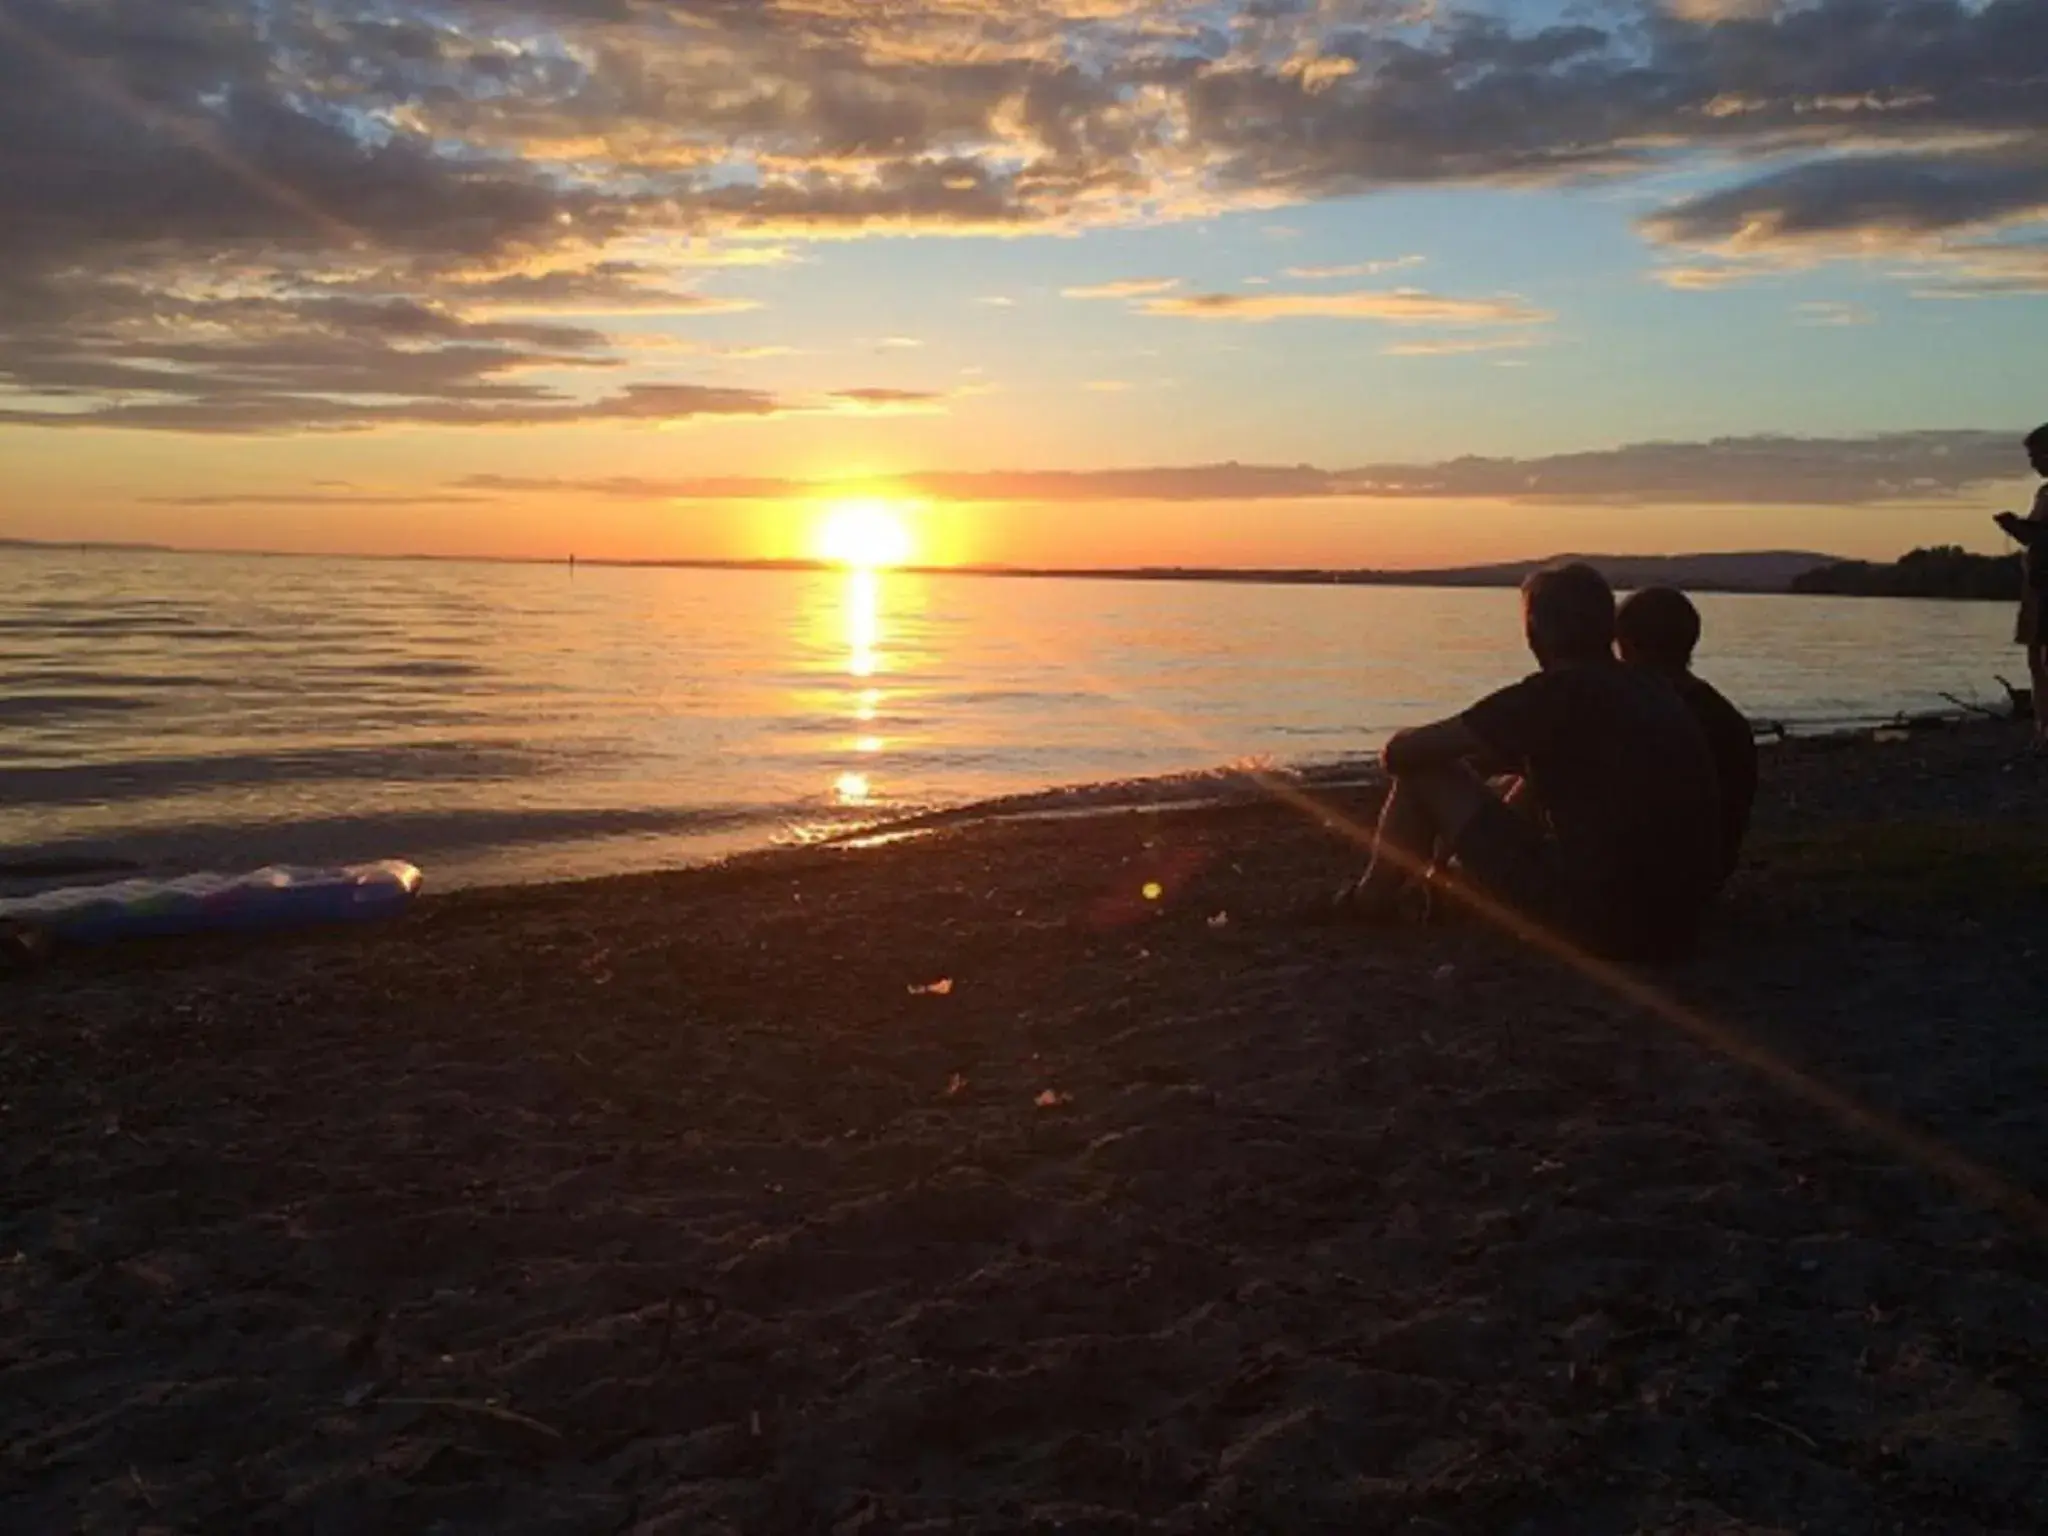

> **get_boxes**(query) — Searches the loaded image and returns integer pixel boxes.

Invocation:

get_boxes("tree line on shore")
[1791,546,2023,600]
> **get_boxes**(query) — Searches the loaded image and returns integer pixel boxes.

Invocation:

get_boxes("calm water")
[0,547,2022,889]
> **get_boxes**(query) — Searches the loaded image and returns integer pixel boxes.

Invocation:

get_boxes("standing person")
[1335,563,1722,962]
[1615,587,1757,885]
[1993,423,2048,750]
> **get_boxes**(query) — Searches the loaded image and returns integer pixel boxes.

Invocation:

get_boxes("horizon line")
[0,537,1850,590]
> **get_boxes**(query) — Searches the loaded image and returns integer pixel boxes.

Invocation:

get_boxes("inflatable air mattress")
[0,860,422,944]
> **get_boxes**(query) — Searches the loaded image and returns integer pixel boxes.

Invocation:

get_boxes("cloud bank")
[450,430,2032,509]
[2,0,2044,431]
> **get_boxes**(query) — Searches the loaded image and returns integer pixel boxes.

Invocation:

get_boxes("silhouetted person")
[1341,563,1721,962]
[1993,423,2048,750]
[1616,587,1756,884]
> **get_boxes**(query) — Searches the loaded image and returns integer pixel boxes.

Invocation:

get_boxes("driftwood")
[1994,676,2037,722]
[1940,691,2007,721]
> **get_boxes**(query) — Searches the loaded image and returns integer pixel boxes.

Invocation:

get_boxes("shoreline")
[7,713,2046,1529]
[5,706,2022,905]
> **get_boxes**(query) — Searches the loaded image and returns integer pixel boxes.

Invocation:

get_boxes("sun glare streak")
[817,499,916,570]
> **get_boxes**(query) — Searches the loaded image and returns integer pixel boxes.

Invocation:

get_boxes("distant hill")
[991,550,1846,593]
[1385,550,1844,594]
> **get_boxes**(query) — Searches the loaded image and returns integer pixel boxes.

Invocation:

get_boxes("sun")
[816,499,915,570]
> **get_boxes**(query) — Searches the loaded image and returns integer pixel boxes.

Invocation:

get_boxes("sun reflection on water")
[834,570,887,808]
[846,568,881,680]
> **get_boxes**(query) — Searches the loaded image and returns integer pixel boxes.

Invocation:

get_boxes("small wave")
[302,658,491,681]
[0,670,215,692]
[0,740,547,808]
[0,615,250,641]
[0,694,156,723]
[0,803,782,895]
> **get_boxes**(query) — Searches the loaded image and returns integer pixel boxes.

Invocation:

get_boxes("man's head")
[1521,562,1615,668]
[1615,586,1702,674]
[2026,423,2048,478]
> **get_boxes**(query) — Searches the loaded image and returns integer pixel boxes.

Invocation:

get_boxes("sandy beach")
[4,721,2047,1533]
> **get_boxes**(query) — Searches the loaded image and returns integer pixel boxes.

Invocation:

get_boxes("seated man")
[1341,563,1722,962]
[1615,586,1757,885]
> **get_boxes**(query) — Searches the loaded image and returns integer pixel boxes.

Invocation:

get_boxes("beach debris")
[384,1397,563,1446]
[909,978,954,996]
[1432,963,1457,982]
[1749,1411,1818,1450]
[1208,911,1230,928]
[1035,1089,1071,1108]
[945,1073,969,1097]
[1142,882,1164,901]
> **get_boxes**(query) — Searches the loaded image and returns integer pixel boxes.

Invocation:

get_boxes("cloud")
[1663,0,1783,19]
[4,0,2048,435]
[450,430,2032,507]
[457,473,798,500]
[1085,380,1134,392]
[1644,150,2048,253]
[434,265,766,316]
[1794,302,1874,327]
[1910,241,2048,296]
[828,387,951,413]
[1383,334,1546,357]
[0,380,794,435]
[1137,289,1551,325]
[1184,2,2048,201]
[140,492,488,508]
[1648,263,1787,291]
[1639,142,2048,291]
[1063,278,1182,299]
[1283,258,1425,280]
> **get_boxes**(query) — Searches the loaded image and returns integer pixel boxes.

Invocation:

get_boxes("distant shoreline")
[0,536,1841,595]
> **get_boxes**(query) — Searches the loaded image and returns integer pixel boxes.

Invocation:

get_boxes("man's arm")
[1383,715,1490,777]
[1995,511,2047,548]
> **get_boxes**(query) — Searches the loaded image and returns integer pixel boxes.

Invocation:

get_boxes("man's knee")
[1389,764,1489,844]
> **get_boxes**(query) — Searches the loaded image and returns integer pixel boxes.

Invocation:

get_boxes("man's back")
[1671,672,1756,882]
[1464,659,1721,957]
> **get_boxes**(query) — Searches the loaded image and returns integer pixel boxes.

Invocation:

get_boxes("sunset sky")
[2,0,2045,569]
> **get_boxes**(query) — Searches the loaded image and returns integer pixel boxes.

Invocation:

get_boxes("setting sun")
[816,500,916,570]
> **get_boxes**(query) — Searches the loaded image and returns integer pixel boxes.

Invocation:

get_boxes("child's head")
[1615,586,1701,674]
[2027,423,2048,478]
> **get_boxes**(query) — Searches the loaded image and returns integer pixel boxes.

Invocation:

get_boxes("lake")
[0,547,2022,889]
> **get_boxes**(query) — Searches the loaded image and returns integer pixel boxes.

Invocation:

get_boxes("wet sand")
[4,721,2047,1532]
